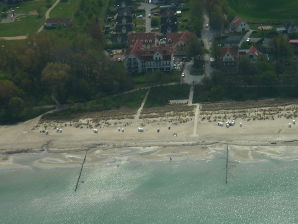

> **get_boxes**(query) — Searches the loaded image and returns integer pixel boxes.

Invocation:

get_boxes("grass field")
[226,0,298,21]
[145,84,190,108]
[0,0,54,36]
[50,0,80,18]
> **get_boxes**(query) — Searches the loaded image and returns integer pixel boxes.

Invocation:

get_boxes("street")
[138,3,156,33]
[182,9,214,85]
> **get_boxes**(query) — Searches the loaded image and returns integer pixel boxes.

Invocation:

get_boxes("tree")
[41,63,71,104]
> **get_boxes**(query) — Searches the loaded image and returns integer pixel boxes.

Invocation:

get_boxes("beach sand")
[1,101,298,167]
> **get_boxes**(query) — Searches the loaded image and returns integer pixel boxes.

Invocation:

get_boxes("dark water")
[0,153,297,224]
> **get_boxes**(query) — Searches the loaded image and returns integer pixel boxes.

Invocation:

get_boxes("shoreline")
[1,102,298,168]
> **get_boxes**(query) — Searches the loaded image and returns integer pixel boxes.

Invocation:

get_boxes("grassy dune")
[226,0,298,21]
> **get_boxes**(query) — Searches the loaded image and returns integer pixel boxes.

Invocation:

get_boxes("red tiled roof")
[289,40,298,44]
[166,32,196,45]
[230,17,243,27]
[127,32,157,45]
[220,46,239,58]
[127,42,172,61]
[247,46,260,56]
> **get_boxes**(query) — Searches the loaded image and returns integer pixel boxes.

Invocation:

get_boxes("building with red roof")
[124,41,173,73]
[239,46,262,62]
[166,32,196,57]
[220,46,239,66]
[127,32,158,48]
[229,17,249,33]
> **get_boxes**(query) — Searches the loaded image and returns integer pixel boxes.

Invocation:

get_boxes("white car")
[205,23,209,29]
[181,72,185,77]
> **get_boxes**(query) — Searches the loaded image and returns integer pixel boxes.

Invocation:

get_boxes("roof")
[247,46,260,57]
[289,40,298,44]
[45,18,70,24]
[166,32,196,44]
[230,17,244,27]
[220,46,239,58]
[127,32,157,45]
[127,42,172,61]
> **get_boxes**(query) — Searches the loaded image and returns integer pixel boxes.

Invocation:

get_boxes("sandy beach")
[1,100,298,168]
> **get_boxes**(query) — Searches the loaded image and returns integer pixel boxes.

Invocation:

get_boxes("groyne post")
[225,144,229,184]
[74,150,88,192]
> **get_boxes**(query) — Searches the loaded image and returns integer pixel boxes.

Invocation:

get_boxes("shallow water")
[0,151,297,224]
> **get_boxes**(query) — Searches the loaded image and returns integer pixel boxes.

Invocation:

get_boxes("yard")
[226,0,298,21]
[0,0,55,36]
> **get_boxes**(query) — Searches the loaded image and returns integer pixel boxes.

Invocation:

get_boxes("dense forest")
[0,32,132,123]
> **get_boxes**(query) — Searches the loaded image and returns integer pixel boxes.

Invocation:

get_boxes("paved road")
[238,29,254,47]
[138,3,156,33]
[0,0,60,40]
[181,10,214,85]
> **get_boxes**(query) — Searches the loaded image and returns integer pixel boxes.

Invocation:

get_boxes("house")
[220,46,239,66]
[286,21,298,34]
[229,17,249,33]
[223,36,242,47]
[127,32,158,48]
[44,18,71,29]
[239,46,261,62]
[166,32,196,57]
[289,40,298,54]
[124,41,173,73]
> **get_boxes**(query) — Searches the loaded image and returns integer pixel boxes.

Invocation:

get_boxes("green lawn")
[145,84,190,108]
[43,90,147,120]
[226,0,298,21]
[50,0,80,18]
[0,0,55,36]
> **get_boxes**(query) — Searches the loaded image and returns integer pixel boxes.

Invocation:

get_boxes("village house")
[166,31,196,57]
[229,17,249,33]
[220,46,239,66]
[112,5,133,44]
[239,46,261,62]
[124,41,173,73]
[44,18,71,29]
[289,40,298,55]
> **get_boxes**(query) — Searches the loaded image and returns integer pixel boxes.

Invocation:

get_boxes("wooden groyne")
[74,150,88,192]
[225,144,229,184]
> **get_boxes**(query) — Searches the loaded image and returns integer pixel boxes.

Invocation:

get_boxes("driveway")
[238,29,254,47]
[138,3,156,33]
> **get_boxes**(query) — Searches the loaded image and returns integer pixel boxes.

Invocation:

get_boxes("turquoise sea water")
[0,152,297,224]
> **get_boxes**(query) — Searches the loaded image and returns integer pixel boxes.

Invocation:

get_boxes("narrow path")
[37,0,61,33]
[134,88,150,120]
[188,85,194,105]
[0,0,61,40]
[192,104,200,136]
